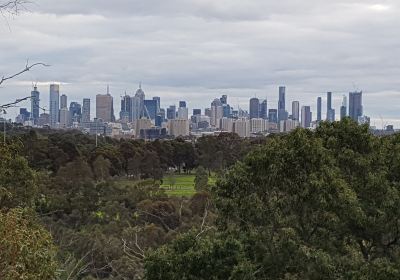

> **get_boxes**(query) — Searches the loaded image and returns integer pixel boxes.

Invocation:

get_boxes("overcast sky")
[1,0,400,127]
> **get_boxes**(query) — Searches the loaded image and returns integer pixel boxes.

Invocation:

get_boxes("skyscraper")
[31,86,40,125]
[292,101,300,121]
[349,91,363,122]
[167,105,176,120]
[144,99,158,120]
[317,97,322,122]
[153,96,161,113]
[69,102,82,123]
[49,84,60,127]
[211,98,223,127]
[260,99,268,120]
[179,101,187,108]
[82,98,91,123]
[340,95,347,120]
[193,109,201,116]
[249,97,260,119]
[326,92,335,122]
[220,95,228,105]
[120,94,131,121]
[301,106,312,128]
[268,109,278,123]
[278,86,287,122]
[134,84,145,119]
[96,87,114,122]
[60,94,68,109]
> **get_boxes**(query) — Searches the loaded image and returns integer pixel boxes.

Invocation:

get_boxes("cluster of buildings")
[13,84,374,139]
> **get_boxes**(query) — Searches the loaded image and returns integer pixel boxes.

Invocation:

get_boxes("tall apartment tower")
[349,91,363,122]
[326,92,335,122]
[60,94,68,109]
[31,86,40,125]
[292,101,300,121]
[49,84,60,127]
[317,97,322,122]
[249,97,260,119]
[340,95,347,120]
[82,98,91,123]
[96,87,114,122]
[278,86,287,122]
[301,106,312,128]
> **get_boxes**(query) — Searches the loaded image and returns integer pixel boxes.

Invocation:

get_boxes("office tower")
[120,94,131,121]
[159,108,166,121]
[96,87,114,122]
[222,104,231,118]
[211,98,223,127]
[278,86,287,122]
[69,102,82,123]
[280,119,300,133]
[59,107,70,128]
[167,105,176,120]
[178,106,189,120]
[135,118,153,138]
[49,84,60,127]
[168,119,190,137]
[193,109,201,116]
[144,99,158,120]
[268,109,278,123]
[326,92,335,122]
[301,106,312,128]
[340,95,347,120]
[205,108,212,118]
[131,84,145,120]
[220,95,228,105]
[153,96,161,113]
[82,98,91,123]
[30,86,40,125]
[292,101,300,121]
[18,108,30,122]
[260,99,268,120]
[179,101,187,108]
[233,118,250,138]
[249,97,260,119]
[349,91,363,122]
[317,97,322,122]
[60,94,68,109]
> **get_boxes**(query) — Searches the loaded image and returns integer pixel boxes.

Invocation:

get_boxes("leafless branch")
[196,199,211,239]
[0,60,50,86]
[0,0,31,15]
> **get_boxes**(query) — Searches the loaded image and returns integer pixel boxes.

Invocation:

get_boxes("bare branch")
[0,0,31,15]
[0,61,50,86]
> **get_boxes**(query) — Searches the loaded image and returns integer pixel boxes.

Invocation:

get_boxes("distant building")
[349,91,363,122]
[177,107,189,120]
[135,118,152,137]
[179,101,187,108]
[205,108,212,118]
[317,97,322,122]
[292,101,300,121]
[340,95,347,120]
[220,95,228,105]
[82,98,91,123]
[268,109,278,123]
[260,99,268,120]
[233,118,250,138]
[211,99,223,127]
[96,89,114,122]
[301,106,312,128]
[49,84,60,127]
[120,94,131,121]
[31,86,40,125]
[69,102,82,123]
[280,119,300,133]
[38,113,50,127]
[167,105,176,120]
[278,86,287,122]
[249,97,260,119]
[144,99,158,120]
[59,107,70,128]
[193,109,201,116]
[326,92,335,122]
[220,117,234,132]
[153,96,161,113]
[168,119,190,137]
[60,94,68,109]
[250,118,268,133]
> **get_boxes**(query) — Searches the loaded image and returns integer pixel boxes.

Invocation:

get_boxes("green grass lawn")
[161,174,216,197]
[113,174,216,197]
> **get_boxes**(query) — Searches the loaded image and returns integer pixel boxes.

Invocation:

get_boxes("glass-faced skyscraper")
[326,92,335,122]
[31,86,40,125]
[82,98,91,123]
[340,95,347,120]
[292,101,300,121]
[349,91,363,122]
[249,97,260,119]
[49,84,60,127]
[278,86,287,122]
[317,97,322,122]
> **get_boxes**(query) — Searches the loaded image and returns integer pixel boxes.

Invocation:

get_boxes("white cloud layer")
[0,0,400,127]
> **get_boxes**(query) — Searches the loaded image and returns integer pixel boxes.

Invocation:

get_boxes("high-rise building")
[59,107,70,128]
[193,109,201,116]
[60,94,68,109]
[205,108,212,118]
[250,118,268,133]
[120,94,131,121]
[234,118,250,138]
[177,107,189,120]
[301,106,312,128]
[96,88,114,122]
[249,97,260,119]
[349,91,363,122]
[144,99,158,120]
[168,119,190,137]
[220,95,228,105]
[268,109,278,123]
[292,101,300,121]
[220,117,234,132]
[167,105,176,120]
[317,97,322,122]
[326,92,335,122]
[82,98,91,123]
[31,86,40,125]
[179,101,187,108]
[69,102,82,123]
[340,95,347,120]
[153,96,161,113]
[131,84,145,120]
[49,84,60,127]
[260,99,268,120]
[211,99,223,127]
[278,86,287,122]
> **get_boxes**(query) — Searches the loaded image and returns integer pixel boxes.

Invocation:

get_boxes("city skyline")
[1,0,400,127]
